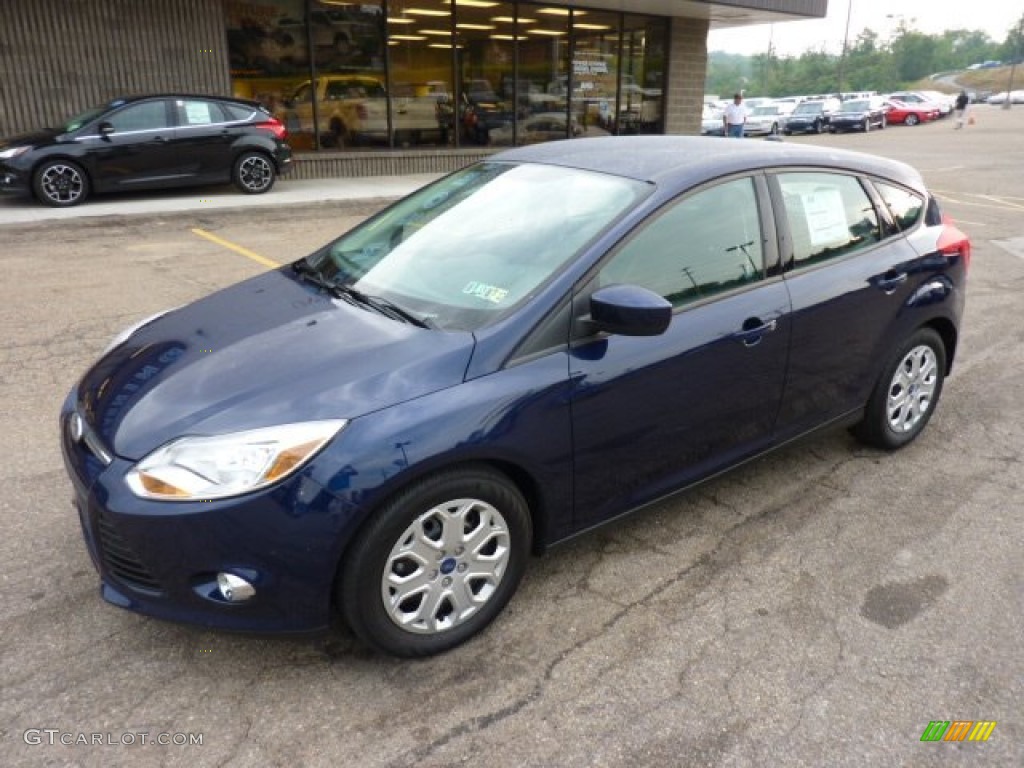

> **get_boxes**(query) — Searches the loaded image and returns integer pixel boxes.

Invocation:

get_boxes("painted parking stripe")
[191,228,280,269]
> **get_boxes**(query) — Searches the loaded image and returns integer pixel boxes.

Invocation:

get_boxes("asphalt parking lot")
[1,106,1022,767]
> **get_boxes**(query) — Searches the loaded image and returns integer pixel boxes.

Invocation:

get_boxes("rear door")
[770,170,921,437]
[569,176,792,529]
[169,98,237,183]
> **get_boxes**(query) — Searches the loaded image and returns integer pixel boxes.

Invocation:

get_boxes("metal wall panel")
[0,0,229,136]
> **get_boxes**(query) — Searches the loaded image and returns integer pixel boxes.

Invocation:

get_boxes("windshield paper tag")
[463,281,509,304]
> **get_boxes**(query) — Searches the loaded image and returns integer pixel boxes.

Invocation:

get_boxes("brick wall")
[0,0,229,137]
[664,17,711,136]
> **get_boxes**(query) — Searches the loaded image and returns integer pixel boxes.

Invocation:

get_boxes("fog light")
[217,572,255,602]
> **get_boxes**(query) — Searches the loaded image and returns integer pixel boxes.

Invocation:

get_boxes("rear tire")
[851,328,946,450]
[905,114,919,126]
[232,151,275,194]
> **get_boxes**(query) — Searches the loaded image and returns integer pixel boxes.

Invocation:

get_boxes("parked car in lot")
[782,98,840,134]
[701,104,724,136]
[0,94,291,207]
[986,90,1024,104]
[883,99,940,126]
[886,91,952,117]
[61,136,970,656]
[743,104,788,136]
[828,98,888,133]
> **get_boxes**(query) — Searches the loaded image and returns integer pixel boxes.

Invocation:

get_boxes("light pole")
[1004,17,1024,110]
[836,0,853,96]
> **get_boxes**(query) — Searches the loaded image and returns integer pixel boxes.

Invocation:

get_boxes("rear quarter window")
[874,181,924,231]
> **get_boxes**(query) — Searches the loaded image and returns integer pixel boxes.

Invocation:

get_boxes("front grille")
[96,514,163,594]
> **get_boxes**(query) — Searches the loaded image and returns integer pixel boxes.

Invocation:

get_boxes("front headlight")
[0,146,31,160]
[125,420,347,501]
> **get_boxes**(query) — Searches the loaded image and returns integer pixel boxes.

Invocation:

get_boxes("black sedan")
[0,94,292,206]
[828,98,888,133]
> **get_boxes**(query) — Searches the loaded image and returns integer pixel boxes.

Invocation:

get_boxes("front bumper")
[0,162,31,195]
[60,393,348,633]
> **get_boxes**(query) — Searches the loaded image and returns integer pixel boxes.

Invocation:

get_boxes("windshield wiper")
[292,260,434,329]
[331,283,435,329]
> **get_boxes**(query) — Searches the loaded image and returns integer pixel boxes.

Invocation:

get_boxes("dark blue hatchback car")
[61,137,970,656]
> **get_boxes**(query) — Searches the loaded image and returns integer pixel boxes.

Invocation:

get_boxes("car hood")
[0,129,59,150]
[76,269,475,460]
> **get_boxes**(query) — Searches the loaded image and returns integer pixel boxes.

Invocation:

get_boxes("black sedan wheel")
[852,328,946,450]
[340,466,531,657]
[33,160,89,207]
[813,119,823,134]
[232,151,275,194]
[863,117,871,132]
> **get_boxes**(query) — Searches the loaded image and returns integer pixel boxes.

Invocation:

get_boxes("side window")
[778,172,880,267]
[107,101,170,132]
[874,181,924,231]
[598,177,764,308]
[176,99,220,126]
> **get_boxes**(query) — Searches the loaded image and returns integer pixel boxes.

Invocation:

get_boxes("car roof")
[493,136,925,192]
[103,94,263,109]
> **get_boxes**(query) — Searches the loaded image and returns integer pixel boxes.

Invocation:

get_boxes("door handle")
[151,135,168,143]
[876,272,908,294]
[733,318,777,347]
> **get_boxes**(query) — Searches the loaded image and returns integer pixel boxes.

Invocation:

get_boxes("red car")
[884,99,940,126]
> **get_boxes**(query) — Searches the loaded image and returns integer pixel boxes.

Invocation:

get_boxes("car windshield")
[751,106,778,116]
[308,162,650,331]
[841,100,869,112]
[793,103,822,115]
[58,104,112,133]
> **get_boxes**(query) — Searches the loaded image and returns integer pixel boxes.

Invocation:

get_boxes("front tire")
[340,466,532,657]
[232,151,275,194]
[33,159,89,207]
[863,117,871,132]
[852,328,946,450]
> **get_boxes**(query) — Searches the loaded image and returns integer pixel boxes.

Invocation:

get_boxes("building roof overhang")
[552,1,827,31]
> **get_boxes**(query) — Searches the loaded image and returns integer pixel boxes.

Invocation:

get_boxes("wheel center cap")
[440,557,457,575]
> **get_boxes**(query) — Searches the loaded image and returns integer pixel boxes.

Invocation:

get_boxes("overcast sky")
[707,0,1022,57]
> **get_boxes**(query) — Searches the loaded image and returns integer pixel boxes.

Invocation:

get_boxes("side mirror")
[589,284,672,337]
[98,122,115,136]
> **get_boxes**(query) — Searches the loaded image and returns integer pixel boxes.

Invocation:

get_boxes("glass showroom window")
[225,1,668,152]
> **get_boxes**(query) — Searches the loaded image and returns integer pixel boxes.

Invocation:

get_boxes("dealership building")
[0,0,825,178]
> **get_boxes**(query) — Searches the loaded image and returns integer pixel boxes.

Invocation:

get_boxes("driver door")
[569,176,792,529]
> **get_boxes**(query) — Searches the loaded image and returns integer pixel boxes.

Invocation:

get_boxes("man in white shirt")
[723,93,749,138]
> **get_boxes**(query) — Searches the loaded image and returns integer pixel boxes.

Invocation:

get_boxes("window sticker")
[462,281,509,304]
[800,187,848,245]
[184,102,214,125]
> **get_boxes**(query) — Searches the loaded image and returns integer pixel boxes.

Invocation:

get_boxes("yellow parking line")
[191,228,280,269]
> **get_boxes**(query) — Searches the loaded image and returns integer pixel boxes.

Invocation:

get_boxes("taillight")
[938,214,971,273]
[256,117,287,141]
